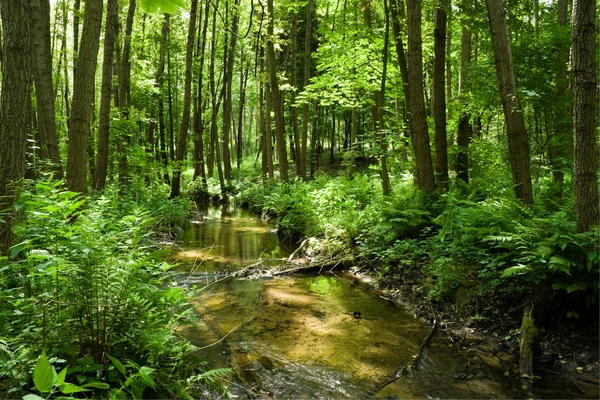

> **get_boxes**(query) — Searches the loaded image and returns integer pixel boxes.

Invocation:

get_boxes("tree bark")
[300,0,313,180]
[171,0,198,197]
[433,0,449,191]
[290,13,301,178]
[222,0,241,180]
[485,0,533,205]
[0,0,32,254]
[265,0,288,182]
[456,18,472,184]
[406,0,436,193]
[94,0,118,191]
[66,0,103,194]
[572,0,598,231]
[31,0,62,176]
[194,3,210,185]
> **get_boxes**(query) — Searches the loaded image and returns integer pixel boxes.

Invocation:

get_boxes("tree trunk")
[406,0,436,193]
[66,0,103,194]
[171,0,198,198]
[222,0,240,180]
[117,0,136,185]
[572,0,598,231]
[265,0,288,182]
[456,18,472,184]
[237,64,248,169]
[265,82,274,179]
[31,0,62,176]
[485,0,533,205]
[194,3,210,185]
[0,0,32,254]
[94,0,118,191]
[300,0,314,180]
[433,0,449,191]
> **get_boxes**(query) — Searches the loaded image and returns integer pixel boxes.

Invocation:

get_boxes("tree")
[265,0,288,182]
[94,0,119,191]
[0,0,32,253]
[406,0,435,193]
[31,0,62,176]
[433,0,450,191]
[456,10,472,184]
[66,0,103,194]
[300,0,314,180]
[171,0,198,197]
[572,0,598,232]
[485,0,533,205]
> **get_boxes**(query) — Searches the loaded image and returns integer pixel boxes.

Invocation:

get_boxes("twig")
[195,317,254,351]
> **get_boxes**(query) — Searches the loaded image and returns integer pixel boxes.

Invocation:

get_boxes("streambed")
[167,206,575,399]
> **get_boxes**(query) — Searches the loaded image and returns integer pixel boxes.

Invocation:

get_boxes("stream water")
[167,206,580,399]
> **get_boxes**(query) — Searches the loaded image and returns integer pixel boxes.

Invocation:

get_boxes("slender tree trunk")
[265,0,288,182]
[31,0,62,176]
[117,0,136,185]
[171,0,198,197]
[456,18,472,183]
[290,13,301,177]
[155,14,170,184]
[406,0,435,193]
[300,0,314,180]
[433,0,449,191]
[222,0,240,180]
[548,0,571,197]
[572,0,598,231]
[0,0,32,254]
[66,0,103,194]
[485,0,533,205]
[265,82,274,179]
[94,0,118,191]
[194,3,210,185]
[237,64,248,169]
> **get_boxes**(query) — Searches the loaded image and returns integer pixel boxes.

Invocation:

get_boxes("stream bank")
[166,205,598,399]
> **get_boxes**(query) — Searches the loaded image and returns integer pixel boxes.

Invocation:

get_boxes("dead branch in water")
[378,319,439,390]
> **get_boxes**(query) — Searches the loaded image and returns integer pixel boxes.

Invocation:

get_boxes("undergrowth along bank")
[0,178,219,399]
[234,170,599,324]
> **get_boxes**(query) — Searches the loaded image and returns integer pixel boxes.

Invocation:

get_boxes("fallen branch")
[378,319,439,390]
[272,256,354,276]
[195,317,254,351]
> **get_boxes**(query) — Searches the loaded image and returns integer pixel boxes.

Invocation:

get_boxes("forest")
[0,0,598,398]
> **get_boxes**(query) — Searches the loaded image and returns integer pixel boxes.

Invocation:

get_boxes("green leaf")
[81,382,111,389]
[501,264,529,278]
[33,351,56,393]
[108,388,128,399]
[10,241,28,259]
[22,395,46,400]
[107,354,126,376]
[56,367,68,385]
[59,383,90,394]
[139,0,186,13]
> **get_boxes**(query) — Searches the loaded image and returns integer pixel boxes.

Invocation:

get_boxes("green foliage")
[0,179,199,398]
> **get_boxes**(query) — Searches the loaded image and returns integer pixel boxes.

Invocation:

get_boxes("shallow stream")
[167,206,580,399]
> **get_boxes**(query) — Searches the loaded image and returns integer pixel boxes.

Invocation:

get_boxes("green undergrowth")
[0,178,218,398]
[235,169,599,324]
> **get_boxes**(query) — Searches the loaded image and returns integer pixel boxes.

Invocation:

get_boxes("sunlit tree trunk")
[485,0,533,205]
[194,3,210,185]
[406,0,435,193]
[222,0,240,180]
[94,0,118,191]
[290,14,301,177]
[265,0,288,182]
[572,0,598,231]
[300,0,313,180]
[66,0,103,194]
[171,0,198,198]
[0,0,32,254]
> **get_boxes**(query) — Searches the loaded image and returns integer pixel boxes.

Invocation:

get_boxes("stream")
[167,206,584,399]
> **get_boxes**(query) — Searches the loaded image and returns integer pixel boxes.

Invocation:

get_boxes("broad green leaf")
[22,394,45,400]
[82,382,110,389]
[140,0,186,13]
[10,241,28,258]
[107,354,126,375]
[56,367,67,385]
[33,351,56,393]
[501,264,529,278]
[108,388,128,400]
[59,383,90,394]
